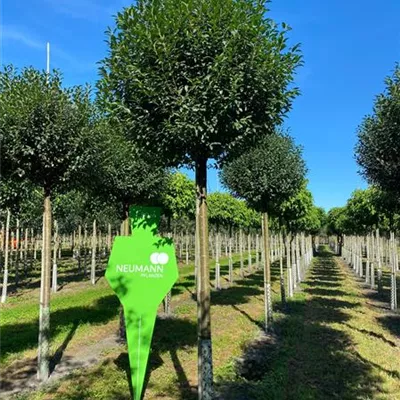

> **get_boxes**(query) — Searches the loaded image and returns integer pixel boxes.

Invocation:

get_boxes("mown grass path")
[219,247,400,399]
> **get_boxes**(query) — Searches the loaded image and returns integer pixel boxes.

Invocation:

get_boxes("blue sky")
[1,0,399,210]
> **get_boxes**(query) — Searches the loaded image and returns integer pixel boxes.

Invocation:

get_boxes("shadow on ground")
[1,294,120,364]
[377,314,400,338]
[217,249,387,400]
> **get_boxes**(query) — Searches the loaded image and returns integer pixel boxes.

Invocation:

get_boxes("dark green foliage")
[98,0,302,166]
[53,190,121,233]
[220,133,306,214]
[356,65,400,198]
[0,66,94,193]
[89,118,169,216]
[0,178,23,212]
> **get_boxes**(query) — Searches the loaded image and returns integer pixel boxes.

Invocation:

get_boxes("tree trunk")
[15,220,20,287]
[38,191,52,381]
[0,222,4,274]
[107,223,112,255]
[71,231,76,259]
[30,228,34,271]
[256,234,260,269]
[185,229,189,265]
[83,226,88,277]
[52,221,58,293]
[77,225,82,273]
[365,234,370,285]
[1,210,11,303]
[23,228,28,278]
[247,233,252,272]
[163,290,172,315]
[239,228,244,278]
[286,234,293,298]
[291,235,297,290]
[91,220,97,285]
[376,229,382,293]
[119,202,130,342]
[279,231,286,307]
[195,199,200,291]
[196,157,213,400]
[228,226,233,285]
[337,235,343,256]
[262,212,273,332]
[295,234,301,283]
[215,228,221,290]
[390,232,398,310]
[33,234,38,262]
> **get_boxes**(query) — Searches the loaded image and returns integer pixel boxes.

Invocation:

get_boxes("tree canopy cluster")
[327,186,400,238]
[356,64,400,202]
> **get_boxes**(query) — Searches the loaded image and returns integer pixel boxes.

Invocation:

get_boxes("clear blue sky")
[1,0,399,210]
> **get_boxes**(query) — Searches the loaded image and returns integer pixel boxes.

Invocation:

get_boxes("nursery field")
[1,247,399,400]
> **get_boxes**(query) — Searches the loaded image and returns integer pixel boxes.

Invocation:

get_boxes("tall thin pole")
[46,42,50,74]
[0,0,3,68]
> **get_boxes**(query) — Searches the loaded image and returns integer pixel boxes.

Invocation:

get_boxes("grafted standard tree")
[98,1,301,397]
[0,66,93,381]
[221,133,306,331]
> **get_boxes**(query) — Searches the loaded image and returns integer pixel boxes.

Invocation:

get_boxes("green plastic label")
[105,206,179,399]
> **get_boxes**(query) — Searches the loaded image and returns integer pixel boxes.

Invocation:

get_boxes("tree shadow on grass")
[113,316,198,400]
[377,314,400,339]
[212,285,262,307]
[0,294,120,364]
[211,266,268,307]
[171,256,263,303]
[49,321,80,373]
[6,261,107,294]
[149,316,198,399]
[306,280,342,288]
[170,256,259,298]
[171,274,196,297]
[12,315,198,400]
[343,322,398,347]
[0,287,120,397]
[303,287,348,297]
[217,251,386,400]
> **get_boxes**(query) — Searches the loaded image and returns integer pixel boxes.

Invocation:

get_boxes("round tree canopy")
[221,133,306,214]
